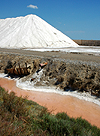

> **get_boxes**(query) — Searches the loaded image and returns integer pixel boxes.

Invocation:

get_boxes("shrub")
[2,91,28,118]
[56,112,70,120]
[0,87,100,136]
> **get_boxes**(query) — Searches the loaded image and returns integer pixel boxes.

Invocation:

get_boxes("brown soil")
[0,77,100,128]
[0,47,100,63]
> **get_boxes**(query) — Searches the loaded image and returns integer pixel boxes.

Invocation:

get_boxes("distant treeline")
[73,40,100,46]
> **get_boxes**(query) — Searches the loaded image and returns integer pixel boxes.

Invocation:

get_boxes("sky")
[0,0,100,40]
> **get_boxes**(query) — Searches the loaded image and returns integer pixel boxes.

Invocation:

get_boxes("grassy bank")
[0,86,100,136]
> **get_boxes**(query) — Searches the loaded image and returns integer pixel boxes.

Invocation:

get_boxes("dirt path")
[0,77,100,128]
[0,48,100,63]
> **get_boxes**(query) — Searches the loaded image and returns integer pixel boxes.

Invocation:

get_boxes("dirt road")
[0,48,100,63]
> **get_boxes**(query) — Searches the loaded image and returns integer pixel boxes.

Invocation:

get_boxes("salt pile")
[0,14,78,48]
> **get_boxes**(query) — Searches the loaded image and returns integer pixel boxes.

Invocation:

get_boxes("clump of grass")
[0,86,100,136]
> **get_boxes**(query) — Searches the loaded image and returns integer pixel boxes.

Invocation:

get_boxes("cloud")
[27,4,38,9]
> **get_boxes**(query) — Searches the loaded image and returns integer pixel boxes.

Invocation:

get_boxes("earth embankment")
[0,48,100,96]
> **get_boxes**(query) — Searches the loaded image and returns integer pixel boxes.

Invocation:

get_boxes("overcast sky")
[0,0,100,40]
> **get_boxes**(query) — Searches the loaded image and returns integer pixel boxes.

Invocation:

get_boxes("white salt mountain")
[0,14,78,48]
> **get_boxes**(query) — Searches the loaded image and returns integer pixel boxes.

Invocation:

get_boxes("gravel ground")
[0,47,100,64]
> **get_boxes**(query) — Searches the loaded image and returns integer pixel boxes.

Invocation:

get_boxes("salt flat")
[24,46,100,56]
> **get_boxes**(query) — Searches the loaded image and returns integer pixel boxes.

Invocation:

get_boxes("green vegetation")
[0,86,100,136]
